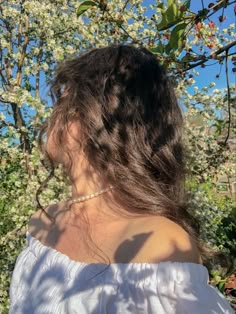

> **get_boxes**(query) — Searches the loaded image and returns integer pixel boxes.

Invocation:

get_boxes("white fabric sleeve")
[9,234,235,314]
[155,262,234,314]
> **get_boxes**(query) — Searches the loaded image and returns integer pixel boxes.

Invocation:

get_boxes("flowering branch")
[179,40,236,72]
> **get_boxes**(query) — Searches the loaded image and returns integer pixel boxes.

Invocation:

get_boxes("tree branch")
[207,0,236,19]
[224,48,231,144]
[179,40,236,72]
[16,16,29,86]
[122,0,130,11]
[0,120,17,129]
[13,12,31,156]
[35,39,44,98]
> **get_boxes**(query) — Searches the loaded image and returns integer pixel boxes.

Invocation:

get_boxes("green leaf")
[157,3,183,31]
[181,53,196,62]
[157,3,165,12]
[218,281,225,293]
[196,8,209,22]
[25,81,31,92]
[165,22,187,53]
[77,0,97,17]
[149,45,164,54]
[184,0,191,9]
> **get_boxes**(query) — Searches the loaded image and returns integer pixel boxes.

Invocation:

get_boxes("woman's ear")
[66,121,81,148]
[45,125,64,164]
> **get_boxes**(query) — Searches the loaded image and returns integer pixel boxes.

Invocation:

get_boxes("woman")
[9,45,234,313]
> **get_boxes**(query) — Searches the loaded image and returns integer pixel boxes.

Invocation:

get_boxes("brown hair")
[38,45,204,262]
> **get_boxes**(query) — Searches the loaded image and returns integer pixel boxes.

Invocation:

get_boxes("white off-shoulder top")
[9,231,234,314]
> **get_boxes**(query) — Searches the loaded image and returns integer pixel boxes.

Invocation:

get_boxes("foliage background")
[0,0,235,312]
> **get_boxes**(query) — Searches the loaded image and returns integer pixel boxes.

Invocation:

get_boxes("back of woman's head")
[39,45,197,239]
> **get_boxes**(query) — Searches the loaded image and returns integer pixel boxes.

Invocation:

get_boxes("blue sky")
[1,0,235,128]
[37,0,235,109]
[144,0,236,90]
[190,0,235,89]
[36,0,236,110]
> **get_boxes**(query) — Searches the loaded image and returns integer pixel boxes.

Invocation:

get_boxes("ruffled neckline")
[26,231,209,283]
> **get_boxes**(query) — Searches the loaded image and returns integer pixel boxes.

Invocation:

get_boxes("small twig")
[179,40,236,72]
[228,52,236,57]
[0,68,8,85]
[0,120,16,129]
[96,2,142,45]
[119,24,143,45]
[207,0,236,19]
[224,48,231,145]
[122,0,130,11]
[0,96,17,106]
[208,0,226,11]
[201,61,219,67]
[217,61,224,78]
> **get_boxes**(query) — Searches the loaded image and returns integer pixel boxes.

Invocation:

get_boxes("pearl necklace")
[67,185,114,206]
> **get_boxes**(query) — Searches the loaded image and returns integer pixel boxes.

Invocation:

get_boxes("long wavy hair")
[37,44,208,263]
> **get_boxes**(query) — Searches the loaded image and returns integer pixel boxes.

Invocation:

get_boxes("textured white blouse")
[9,231,234,314]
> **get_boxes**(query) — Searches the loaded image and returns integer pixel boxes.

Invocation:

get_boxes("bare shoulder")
[129,215,202,264]
[28,201,67,239]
